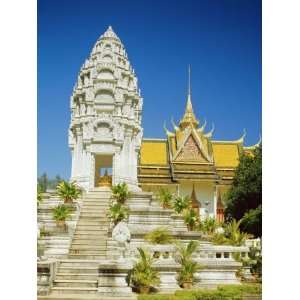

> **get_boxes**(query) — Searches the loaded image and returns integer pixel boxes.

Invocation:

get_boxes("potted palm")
[184,208,199,231]
[173,195,191,214]
[157,188,173,209]
[111,182,131,203]
[52,204,71,228]
[131,248,160,294]
[176,241,200,289]
[144,227,173,244]
[56,180,81,204]
[107,202,129,225]
[224,219,253,246]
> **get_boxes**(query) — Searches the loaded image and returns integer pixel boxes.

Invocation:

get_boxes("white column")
[213,185,218,218]
[71,149,75,178]
[77,134,83,177]
[89,154,95,189]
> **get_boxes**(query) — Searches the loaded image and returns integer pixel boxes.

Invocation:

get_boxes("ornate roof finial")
[235,128,247,144]
[199,119,207,133]
[188,64,191,97]
[179,65,199,129]
[204,123,215,138]
[171,117,179,131]
[163,121,174,137]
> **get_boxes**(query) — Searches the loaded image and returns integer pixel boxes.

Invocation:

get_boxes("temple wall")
[179,181,215,218]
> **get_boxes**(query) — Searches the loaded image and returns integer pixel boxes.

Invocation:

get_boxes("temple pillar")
[213,185,218,219]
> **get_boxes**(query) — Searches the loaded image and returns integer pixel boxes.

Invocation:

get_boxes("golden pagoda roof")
[211,143,240,168]
[140,139,168,165]
[179,66,199,129]
[138,68,254,184]
[179,94,199,129]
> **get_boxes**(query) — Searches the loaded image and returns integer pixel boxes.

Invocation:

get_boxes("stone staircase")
[50,189,111,296]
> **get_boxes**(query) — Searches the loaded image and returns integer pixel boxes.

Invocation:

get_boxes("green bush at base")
[138,284,262,300]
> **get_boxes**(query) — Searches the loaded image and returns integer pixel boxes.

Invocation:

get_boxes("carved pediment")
[174,134,209,163]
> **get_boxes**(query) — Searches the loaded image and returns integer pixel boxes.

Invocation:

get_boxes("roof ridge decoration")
[212,129,246,144]
[171,117,179,131]
[179,66,199,129]
[172,128,212,163]
[163,121,175,137]
[198,119,207,133]
[244,134,262,149]
[204,123,215,138]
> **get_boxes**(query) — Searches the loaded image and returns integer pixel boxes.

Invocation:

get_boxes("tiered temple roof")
[138,68,260,186]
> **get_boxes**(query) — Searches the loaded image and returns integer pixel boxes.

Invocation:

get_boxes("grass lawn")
[138,284,262,300]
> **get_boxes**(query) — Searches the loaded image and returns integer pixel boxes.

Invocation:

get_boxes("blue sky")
[38,0,261,179]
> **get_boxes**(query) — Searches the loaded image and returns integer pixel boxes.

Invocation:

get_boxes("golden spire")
[179,65,199,129]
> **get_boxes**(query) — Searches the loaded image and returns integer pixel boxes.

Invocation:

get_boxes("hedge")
[138,284,262,300]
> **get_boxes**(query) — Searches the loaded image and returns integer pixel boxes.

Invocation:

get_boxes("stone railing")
[196,244,249,260]
[37,259,57,296]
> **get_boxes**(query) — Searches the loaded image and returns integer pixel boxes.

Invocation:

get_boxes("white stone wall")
[69,26,143,191]
[179,182,215,218]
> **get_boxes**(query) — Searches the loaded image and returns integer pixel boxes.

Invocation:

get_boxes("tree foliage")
[225,145,262,237]
[37,173,64,191]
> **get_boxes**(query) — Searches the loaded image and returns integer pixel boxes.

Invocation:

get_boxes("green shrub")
[144,227,173,244]
[107,201,129,225]
[197,217,219,235]
[157,188,173,209]
[37,184,43,206]
[183,209,199,231]
[56,180,81,204]
[173,195,191,214]
[175,241,201,286]
[137,284,262,300]
[131,248,160,289]
[211,219,253,246]
[111,182,131,203]
[52,204,71,221]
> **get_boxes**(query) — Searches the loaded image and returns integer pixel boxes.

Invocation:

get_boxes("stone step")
[77,218,109,222]
[70,244,106,250]
[38,294,136,300]
[72,236,108,241]
[81,205,108,210]
[74,228,107,234]
[51,287,98,294]
[58,267,98,275]
[71,240,107,245]
[68,254,106,259]
[73,233,108,238]
[71,242,107,248]
[55,273,98,280]
[76,220,108,228]
[69,249,106,255]
[74,227,108,233]
[82,202,109,205]
[79,212,107,216]
[59,260,100,267]
[79,214,109,218]
[54,280,97,288]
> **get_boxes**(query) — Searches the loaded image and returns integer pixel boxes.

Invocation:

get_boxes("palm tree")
[173,195,191,214]
[225,219,253,246]
[107,202,129,225]
[52,204,71,227]
[175,241,201,288]
[56,181,81,204]
[111,183,131,203]
[131,248,160,294]
[157,188,173,209]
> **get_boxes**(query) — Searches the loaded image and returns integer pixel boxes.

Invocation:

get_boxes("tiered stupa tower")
[69,26,143,190]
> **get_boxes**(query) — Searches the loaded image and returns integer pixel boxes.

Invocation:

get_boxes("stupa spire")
[179,65,199,129]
